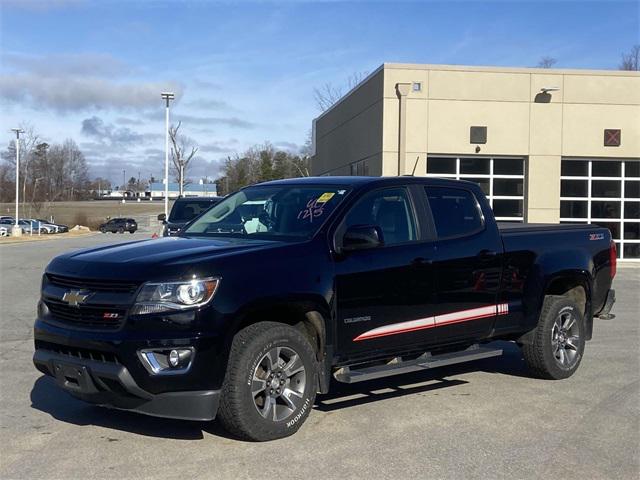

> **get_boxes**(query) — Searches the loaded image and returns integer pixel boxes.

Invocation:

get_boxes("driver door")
[334,186,439,359]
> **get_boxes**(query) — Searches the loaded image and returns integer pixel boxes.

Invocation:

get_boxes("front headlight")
[131,277,220,315]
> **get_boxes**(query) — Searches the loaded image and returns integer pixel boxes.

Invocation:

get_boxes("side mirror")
[342,225,384,252]
[157,213,166,222]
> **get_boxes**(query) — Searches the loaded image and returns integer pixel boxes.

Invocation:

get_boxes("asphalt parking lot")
[1,233,638,480]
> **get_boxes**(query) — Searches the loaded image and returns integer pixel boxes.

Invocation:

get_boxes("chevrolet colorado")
[33,176,616,441]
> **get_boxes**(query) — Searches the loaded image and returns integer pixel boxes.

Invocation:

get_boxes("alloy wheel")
[251,346,306,421]
[551,310,580,368]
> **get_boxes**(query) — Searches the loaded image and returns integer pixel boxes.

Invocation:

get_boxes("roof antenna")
[410,155,420,176]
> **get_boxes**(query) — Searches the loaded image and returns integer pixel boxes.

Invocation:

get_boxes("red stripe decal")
[353,303,509,342]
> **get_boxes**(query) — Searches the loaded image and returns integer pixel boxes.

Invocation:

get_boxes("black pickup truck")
[33,176,616,441]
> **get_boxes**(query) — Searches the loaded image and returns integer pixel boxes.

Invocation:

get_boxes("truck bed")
[497,222,594,235]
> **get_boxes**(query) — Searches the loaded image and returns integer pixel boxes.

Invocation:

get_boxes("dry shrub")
[70,212,101,230]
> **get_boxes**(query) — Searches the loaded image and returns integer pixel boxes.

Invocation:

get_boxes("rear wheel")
[118,227,125,234]
[217,321,317,441]
[522,296,585,379]
[100,227,106,233]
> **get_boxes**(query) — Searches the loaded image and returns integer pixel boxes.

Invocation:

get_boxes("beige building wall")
[312,63,640,224]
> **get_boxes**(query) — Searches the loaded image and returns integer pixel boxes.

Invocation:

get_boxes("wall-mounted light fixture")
[540,87,560,93]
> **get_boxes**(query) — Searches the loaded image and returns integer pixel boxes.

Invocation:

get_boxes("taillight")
[609,241,617,279]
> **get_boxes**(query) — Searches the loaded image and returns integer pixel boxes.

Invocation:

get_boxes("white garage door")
[426,156,525,221]
[560,158,640,261]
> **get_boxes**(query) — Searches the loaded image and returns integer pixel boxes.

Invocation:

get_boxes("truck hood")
[46,236,284,281]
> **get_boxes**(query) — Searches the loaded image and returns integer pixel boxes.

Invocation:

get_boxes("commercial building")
[311,63,640,260]
[146,182,218,199]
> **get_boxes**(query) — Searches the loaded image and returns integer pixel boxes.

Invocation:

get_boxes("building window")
[350,160,369,176]
[426,156,525,222]
[560,158,640,261]
[412,82,422,92]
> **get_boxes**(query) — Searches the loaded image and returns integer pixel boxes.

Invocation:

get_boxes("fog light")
[169,349,180,367]
[138,347,194,375]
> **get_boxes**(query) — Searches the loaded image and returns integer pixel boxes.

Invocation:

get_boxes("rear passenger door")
[425,186,504,344]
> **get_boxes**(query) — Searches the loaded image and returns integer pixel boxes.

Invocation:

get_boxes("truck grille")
[44,300,126,330]
[46,274,139,294]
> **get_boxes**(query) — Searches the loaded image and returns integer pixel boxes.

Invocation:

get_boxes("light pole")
[10,128,24,237]
[161,92,175,218]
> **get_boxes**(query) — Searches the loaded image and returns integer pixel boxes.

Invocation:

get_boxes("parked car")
[99,218,137,234]
[36,219,69,233]
[33,176,616,441]
[158,196,223,236]
[0,226,9,237]
[0,218,33,234]
[22,219,56,234]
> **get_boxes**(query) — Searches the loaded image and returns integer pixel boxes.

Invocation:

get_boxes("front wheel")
[118,227,125,234]
[217,321,317,441]
[522,296,585,380]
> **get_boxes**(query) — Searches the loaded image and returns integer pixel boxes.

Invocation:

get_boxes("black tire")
[118,227,125,234]
[129,230,135,234]
[100,227,106,234]
[217,321,317,441]
[522,296,586,380]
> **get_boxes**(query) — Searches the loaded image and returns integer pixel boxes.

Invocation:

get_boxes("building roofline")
[382,62,640,77]
[313,62,639,122]
[313,64,385,122]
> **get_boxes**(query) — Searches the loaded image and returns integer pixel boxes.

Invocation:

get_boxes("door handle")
[477,249,497,259]
[412,257,433,266]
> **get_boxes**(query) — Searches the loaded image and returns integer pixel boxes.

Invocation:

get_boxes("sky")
[1,0,638,186]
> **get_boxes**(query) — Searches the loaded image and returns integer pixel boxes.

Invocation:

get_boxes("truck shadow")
[29,376,231,441]
[30,341,528,440]
[315,341,528,411]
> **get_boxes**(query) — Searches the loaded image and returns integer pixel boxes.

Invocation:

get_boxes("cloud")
[199,143,235,154]
[273,140,302,152]
[185,98,231,110]
[115,117,144,126]
[144,111,255,129]
[2,52,128,77]
[0,74,182,113]
[144,148,164,155]
[175,114,255,129]
[81,116,159,146]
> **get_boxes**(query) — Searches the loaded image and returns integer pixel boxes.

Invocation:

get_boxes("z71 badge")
[589,233,605,241]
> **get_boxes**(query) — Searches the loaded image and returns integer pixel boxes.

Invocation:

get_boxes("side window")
[344,188,417,245]
[425,186,483,238]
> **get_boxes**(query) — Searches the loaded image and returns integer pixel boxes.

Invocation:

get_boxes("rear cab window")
[425,186,484,238]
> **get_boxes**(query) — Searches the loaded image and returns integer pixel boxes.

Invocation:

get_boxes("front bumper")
[33,348,220,421]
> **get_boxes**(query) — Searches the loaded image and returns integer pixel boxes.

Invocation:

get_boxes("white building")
[146,182,218,199]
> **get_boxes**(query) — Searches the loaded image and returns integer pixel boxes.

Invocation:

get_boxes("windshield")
[169,199,218,222]
[184,185,349,240]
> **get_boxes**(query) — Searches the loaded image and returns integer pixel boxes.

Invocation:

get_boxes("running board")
[333,345,503,384]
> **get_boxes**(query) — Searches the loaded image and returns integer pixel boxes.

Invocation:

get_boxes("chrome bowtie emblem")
[62,290,91,307]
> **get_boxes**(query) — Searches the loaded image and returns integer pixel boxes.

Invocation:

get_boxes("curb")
[0,232,99,245]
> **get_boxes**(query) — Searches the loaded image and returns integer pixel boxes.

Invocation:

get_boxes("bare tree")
[537,56,558,68]
[313,71,369,112]
[168,121,198,195]
[619,45,640,71]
